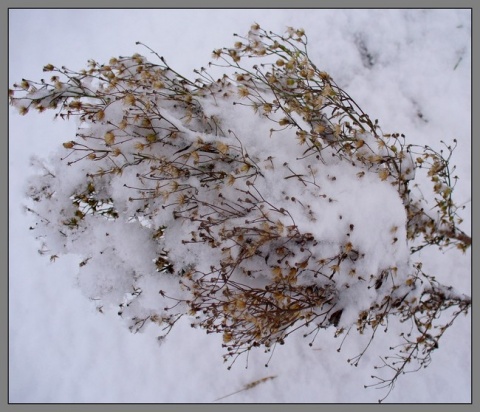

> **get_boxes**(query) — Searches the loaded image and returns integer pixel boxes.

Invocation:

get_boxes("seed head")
[104,131,115,146]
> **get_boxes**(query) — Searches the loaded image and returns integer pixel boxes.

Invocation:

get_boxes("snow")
[9,9,471,403]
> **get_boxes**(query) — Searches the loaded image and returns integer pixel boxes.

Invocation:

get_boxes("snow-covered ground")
[9,9,471,403]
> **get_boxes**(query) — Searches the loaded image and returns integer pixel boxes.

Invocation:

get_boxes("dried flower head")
[104,131,115,146]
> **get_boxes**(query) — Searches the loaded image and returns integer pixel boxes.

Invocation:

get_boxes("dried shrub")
[10,24,470,402]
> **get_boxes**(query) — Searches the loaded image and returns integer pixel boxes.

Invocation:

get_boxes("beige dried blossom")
[104,131,115,146]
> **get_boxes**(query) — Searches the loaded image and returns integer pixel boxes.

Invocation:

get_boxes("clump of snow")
[15,42,416,358]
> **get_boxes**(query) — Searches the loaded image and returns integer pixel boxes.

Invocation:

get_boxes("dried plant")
[213,375,277,402]
[10,24,470,402]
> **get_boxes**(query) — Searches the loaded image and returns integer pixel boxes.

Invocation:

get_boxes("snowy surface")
[9,9,471,403]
